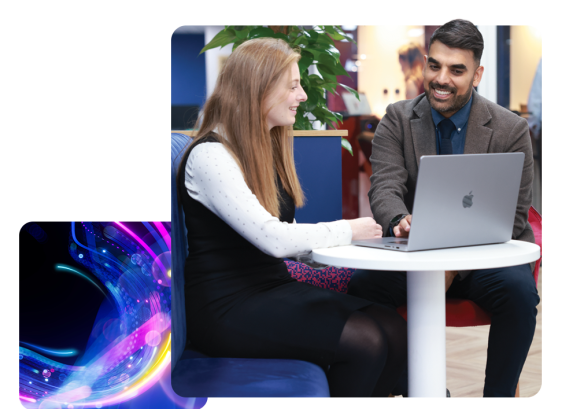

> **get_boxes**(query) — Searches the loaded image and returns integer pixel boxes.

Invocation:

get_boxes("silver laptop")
[352,152,525,252]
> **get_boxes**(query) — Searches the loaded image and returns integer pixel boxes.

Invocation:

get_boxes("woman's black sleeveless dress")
[180,135,373,367]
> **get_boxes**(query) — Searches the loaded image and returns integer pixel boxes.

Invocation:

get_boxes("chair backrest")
[528,206,542,285]
[171,132,193,372]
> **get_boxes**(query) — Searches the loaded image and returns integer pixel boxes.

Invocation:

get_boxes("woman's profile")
[398,42,425,100]
[177,37,407,397]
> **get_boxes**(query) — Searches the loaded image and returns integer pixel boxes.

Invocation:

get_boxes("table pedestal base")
[407,270,446,397]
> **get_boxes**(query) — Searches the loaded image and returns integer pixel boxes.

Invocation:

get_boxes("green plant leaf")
[249,27,277,39]
[315,30,336,45]
[304,29,320,45]
[300,75,311,89]
[321,82,338,95]
[322,46,341,62]
[318,69,337,84]
[301,93,318,111]
[272,32,289,41]
[304,40,341,64]
[341,138,354,155]
[306,87,325,106]
[313,105,342,123]
[318,53,349,77]
[232,37,247,51]
[339,84,360,101]
[233,26,254,40]
[200,28,237,54]
[316,63,336,77]
[316,52,336,66]
[293,34,309,46]
[298,53,313,75]
[307,74,325,86]
[323,26,346,41]
[322,26,336,34]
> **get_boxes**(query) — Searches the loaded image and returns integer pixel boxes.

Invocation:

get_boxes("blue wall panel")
[171,33,207,106]
[294,137,342,223]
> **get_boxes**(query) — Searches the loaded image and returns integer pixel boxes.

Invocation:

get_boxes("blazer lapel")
[411,96,437,167]
[464,90,494,154]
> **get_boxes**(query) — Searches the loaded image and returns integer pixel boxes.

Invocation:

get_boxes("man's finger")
[393,225,402,237]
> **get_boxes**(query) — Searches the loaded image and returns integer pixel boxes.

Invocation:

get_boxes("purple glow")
[20,395,36,403]
[39,385,92,407]
[85,312,170,377]
[153,222,171,251]
[115,222,166,274]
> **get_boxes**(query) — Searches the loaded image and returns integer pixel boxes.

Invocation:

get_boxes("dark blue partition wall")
[497,26,511,109]
[294,137,342,223]
[171,33,207,106]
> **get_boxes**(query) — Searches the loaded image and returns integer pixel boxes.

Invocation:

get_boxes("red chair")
[396,205,542,396]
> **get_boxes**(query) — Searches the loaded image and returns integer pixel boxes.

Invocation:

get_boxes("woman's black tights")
[326,304,407,397]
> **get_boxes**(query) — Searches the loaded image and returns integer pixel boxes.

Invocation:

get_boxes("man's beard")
[424,80,473,115]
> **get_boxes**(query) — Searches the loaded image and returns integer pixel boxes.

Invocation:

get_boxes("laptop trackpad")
[385,238,409,246]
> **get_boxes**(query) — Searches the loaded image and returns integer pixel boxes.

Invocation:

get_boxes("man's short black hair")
[429,19,484,65]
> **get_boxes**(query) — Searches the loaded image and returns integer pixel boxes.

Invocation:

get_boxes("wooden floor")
[444,268,543,397]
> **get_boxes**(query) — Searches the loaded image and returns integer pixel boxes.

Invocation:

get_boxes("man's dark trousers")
[347,263,540,397]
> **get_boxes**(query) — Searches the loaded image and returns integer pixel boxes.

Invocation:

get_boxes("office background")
[171,25,542,218]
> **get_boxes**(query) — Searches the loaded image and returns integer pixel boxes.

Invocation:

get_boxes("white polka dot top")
[184,142,352,259]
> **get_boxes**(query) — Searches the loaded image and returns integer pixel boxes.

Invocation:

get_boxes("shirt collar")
[431,94,473,131]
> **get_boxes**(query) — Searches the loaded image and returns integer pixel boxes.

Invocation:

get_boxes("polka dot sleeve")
[185,143,352,258]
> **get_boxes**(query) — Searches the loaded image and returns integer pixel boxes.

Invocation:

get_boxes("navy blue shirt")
[431,94,473,155]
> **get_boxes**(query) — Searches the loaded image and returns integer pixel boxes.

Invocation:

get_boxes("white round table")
[312,240,540,397]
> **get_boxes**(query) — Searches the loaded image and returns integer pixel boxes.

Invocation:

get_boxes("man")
[347,19,540,397]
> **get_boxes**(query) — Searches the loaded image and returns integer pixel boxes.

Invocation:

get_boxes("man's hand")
[393,215,412,237]
[445,270,458,292]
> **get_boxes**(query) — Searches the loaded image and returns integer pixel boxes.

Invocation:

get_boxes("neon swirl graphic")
[19,222,206,409]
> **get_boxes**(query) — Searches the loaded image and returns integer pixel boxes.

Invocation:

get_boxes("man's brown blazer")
[369,89,535,245]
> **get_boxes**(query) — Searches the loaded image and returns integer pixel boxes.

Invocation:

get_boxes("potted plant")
[200,25,358,154]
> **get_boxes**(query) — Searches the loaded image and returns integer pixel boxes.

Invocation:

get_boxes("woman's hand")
[347,218,383,241]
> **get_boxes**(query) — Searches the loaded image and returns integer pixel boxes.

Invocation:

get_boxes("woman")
[398,42,425,99]
[178,38,406,397]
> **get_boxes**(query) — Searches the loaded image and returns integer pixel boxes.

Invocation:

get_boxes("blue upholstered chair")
[170,133,330,397]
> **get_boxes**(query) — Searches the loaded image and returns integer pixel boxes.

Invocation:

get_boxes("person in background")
[347,20,540,397]
[527,58,542,139]
[398,42,425,99]
[527,58,542,212]
[177,37,407,397]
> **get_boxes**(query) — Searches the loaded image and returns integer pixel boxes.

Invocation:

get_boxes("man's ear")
[473,65,484,88]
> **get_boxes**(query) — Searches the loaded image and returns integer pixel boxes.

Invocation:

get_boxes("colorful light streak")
[39,385,92,406]
[20,342,77,357]
[19,395,37,403]
[153,222,172,251]
[80,350,170,407]
[71,222,126,271]
[54,265,111,301]
[20,222,178,408]
[142,222,170,253]
[115,222,167,274]
[71,311,170,389]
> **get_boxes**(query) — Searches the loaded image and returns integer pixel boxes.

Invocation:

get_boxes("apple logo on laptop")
[463,191,473,208]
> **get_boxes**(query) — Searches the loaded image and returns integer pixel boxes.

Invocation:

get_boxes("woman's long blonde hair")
[181,37,305,218]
